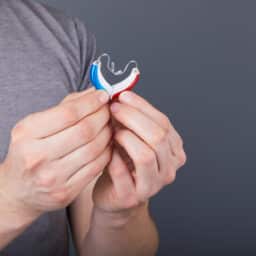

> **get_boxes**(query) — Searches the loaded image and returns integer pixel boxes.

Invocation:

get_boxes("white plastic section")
[96,61,140,97]
[112,68,140,95]
[97,62,114,95]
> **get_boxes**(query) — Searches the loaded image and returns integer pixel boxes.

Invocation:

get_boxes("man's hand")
[0,87,112,224]
[93,90,187,218]
[81,90,186,256]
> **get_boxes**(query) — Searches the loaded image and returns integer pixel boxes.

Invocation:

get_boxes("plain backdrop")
[40,0,256,255]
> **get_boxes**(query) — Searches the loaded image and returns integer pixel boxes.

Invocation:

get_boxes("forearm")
[80,203,159,256]
[0,176,38,250]
[0,196,37,250]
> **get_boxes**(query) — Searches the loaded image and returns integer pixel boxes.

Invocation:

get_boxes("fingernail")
[119,91,132,102]
[110,102,121,113]
[98,90,110,103]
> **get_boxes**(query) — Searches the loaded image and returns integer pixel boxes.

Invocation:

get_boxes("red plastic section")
[111,74,140,100]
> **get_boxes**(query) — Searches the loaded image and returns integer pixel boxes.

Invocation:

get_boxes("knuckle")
[61,105,79,126]
[37,173,56,188]
[135,149,156,167]
[77,120,95,141]
[12,114,35,139]
[21,150,45,171]
[161,114,171,131]
[151,129,168,147]
[177,149,187,166]
[164,171,176,185]
[11,122,26,141]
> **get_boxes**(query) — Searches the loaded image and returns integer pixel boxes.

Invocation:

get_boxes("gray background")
[41,0,256,255]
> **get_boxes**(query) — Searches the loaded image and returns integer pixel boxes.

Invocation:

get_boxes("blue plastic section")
[89,64,106,91]
[89,64,96,85]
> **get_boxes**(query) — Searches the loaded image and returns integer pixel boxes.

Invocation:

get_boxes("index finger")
[61,86,96,104]
[20,89,110,139]
[118,91,171,131]
[118,91,183,147]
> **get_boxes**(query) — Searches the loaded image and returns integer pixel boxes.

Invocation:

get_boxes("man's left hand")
[92,91,187,219]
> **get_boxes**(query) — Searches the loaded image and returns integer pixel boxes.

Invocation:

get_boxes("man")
[0,0,186,255]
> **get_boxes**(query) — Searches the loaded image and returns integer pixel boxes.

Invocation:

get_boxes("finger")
[114,129,158,199]
[18,89,110,139]
[114,141,135,172]
[111,102,170,158]
[108,148,136,199]
[42,105,110,159]
[118,91,183,149]
[52,125,112,181]
[61,86,96,103]
[110,102,165,145]
[111,103,184,173]
[66,144,112,188]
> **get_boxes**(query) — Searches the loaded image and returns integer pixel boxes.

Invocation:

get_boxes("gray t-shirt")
[0,0,96,255]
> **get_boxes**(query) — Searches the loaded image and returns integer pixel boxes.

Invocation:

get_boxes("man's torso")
[0,0,91,255]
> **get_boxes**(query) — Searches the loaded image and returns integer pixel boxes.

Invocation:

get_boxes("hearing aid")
[89,53,140,100]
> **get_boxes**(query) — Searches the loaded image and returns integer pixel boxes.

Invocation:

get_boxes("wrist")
[0,198,41,237]
[0,165,40,233]
[0,192,40,233]
[92,202,150,230]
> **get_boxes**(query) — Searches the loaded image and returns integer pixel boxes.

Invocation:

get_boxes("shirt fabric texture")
[0,0,96,255]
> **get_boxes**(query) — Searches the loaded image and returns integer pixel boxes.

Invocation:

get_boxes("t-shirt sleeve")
[73,17,97,92]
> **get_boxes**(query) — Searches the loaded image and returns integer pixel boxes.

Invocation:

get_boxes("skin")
[69,90,187,255]
[0,87,112,249]
[0,87,187,255]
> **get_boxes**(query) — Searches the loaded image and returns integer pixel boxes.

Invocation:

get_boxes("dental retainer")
[89,53,140,100]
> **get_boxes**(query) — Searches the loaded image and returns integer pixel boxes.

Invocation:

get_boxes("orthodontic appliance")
[89,53,140,100]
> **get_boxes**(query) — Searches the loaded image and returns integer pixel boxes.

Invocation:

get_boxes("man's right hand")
[0,87,112,222]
